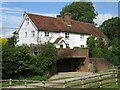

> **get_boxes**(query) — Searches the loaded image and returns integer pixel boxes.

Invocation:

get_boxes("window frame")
[25,32,27,37]
[65,32,69,39]
[80,45,84,48]
[45,32,49,37]
[26,17,29,26]
[31,31,35,37]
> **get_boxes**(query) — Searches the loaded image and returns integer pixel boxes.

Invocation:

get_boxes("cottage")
[16,12,104,48]
[15,12,106,73]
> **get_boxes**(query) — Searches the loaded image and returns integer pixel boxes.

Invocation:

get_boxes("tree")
[99,17,120,42]
[60,2,97,23]
[2,42,57,79]
[7,36,17,47]
[2,45,32,79]
[0,38,8,46]
[30,42,57,75]
[99,17,120,66]
[87,17,120,66]
[87,36,108,58]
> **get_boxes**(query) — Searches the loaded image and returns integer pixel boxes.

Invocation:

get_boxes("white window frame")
[26,17,29,26]
[45,32,49,37]
[65,32,69,39]
[80,45,84,48]
[25,32,27,37]
[31,31,35,37]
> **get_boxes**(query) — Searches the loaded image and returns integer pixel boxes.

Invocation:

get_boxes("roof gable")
[17,14,38,32]
[54,37,68,44]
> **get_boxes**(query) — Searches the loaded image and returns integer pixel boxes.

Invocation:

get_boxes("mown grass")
[2,81,25,87]
[103,82,119,88]
[22,75,48,81]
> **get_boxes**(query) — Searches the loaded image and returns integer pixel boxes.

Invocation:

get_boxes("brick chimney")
[64,13,72,26]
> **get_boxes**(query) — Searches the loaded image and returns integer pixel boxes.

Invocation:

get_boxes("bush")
[2,42,57,79]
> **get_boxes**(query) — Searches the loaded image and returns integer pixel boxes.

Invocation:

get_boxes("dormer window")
[45,32,49,37]
[65,33,69,39]
[26,17,29,26]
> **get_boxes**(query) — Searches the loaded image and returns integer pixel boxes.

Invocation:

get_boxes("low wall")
[89,58,113,72]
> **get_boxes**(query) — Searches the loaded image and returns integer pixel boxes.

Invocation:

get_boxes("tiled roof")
[27,13,105,37]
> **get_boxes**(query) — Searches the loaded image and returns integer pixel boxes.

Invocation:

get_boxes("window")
[45,32,49,37]
[26,17,29,25]
[80,45,84,48]
[25,32,27,37]
[31,31,35,37]
[65,33,69,38]
[80,34,84,39]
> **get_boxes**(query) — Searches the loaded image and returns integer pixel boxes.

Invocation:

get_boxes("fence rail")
[1,67,119,88]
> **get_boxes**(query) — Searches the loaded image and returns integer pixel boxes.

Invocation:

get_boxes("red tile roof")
[27,13,105,37]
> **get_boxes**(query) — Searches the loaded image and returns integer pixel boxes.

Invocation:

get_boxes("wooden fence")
[1,67,119,88]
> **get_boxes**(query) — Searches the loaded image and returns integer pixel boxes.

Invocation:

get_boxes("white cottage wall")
[17,16,38,45]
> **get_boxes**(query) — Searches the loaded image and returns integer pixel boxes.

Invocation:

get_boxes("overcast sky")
[0,1,118,38]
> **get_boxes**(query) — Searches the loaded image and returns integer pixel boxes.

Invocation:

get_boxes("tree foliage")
[87,17,120,66]
[30,43,57,75]
[60,2,97,23]
[99,17,120,42]
[0,38,8,46]
[2,38,57,79]
[2,45,31,78]
[87,36,108,58]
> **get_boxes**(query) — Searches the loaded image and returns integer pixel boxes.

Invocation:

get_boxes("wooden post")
[63,80,66,88]
[25,79,27,88]
[82,77,85,88]
[113,66,118,85]
[115,67,118,85]
[99,74,102,88]
[42,81,45,90]
[9,78,12,88]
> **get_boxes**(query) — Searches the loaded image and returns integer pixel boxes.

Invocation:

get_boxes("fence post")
[115,67,118,85]
[24,79,27,88]
[42,81,45,90]
[9,78,12,88]
[63,80,66,88]
[99,74,102,88]
[82,77,85,88]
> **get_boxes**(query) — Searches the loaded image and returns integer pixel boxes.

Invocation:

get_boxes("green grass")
[2,75,48,88]
[24,75,48,81]
[2,81,25,87]
[103,82,119,88]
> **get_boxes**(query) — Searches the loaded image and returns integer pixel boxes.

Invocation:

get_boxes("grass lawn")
[103,82,119,88]
[2,75,48,88]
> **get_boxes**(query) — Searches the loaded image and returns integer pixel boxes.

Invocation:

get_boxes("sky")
[0,1,119,38]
